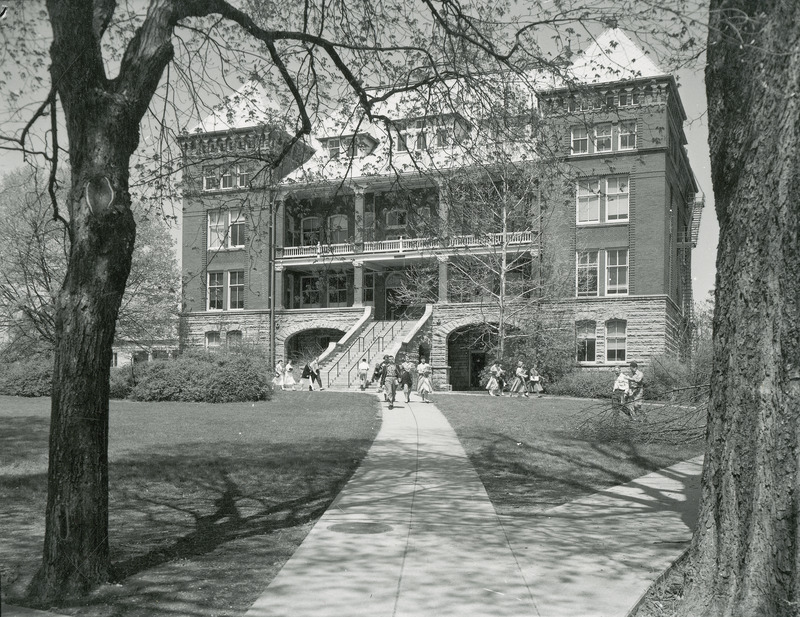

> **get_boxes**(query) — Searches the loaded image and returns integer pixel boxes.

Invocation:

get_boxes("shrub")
[109,366,134,399]
[0,356,53,397]
[128,350,272,402]
[547,369,613,399]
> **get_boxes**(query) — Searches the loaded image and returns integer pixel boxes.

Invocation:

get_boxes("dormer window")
[327,138,340,160]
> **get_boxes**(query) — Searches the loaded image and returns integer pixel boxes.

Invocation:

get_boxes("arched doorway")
[285,328,346,362]
[446,324,497,390]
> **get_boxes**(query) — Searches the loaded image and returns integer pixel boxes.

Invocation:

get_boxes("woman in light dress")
[274,360,285,390]
[509,361,527,397]
[283,359,297,391]
[416,357,433,403]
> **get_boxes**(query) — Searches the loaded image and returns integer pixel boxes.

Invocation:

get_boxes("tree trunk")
[679,1,800,615]
[28,160,136,604]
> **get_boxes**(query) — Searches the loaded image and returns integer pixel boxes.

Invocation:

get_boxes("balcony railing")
[277,230,535,260]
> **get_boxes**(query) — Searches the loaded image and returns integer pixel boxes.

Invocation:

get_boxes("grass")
[1,391,705,615]
[0,392,380,616]
[434,393,705,515]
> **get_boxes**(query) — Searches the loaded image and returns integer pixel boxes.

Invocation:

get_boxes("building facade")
[179,29,703,390]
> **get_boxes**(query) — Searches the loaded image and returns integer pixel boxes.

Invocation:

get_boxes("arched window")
[327,214,348,244]
[301,217,321,246]
[205,331,221,350]
[606,320,627,362]
[576,320,597,363]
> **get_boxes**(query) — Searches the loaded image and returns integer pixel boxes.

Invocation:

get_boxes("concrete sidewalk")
[245,398,701,617]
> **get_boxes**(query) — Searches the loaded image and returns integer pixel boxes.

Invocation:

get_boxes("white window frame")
[576,320,597,363]
[606,249,629,296]
[208,211,226,249]
[327,214,348,244]
[606,320,627,362]
[595,123,612,153]
[618,121,637,150]
[327,138,340,160]
[576,251,599,297]
[229,210,246,248]
[571,126,589,155]
[203,166,217,191]
[205,331,221,349]
[385,208,407,230]
[327,273,348,307]
[618,91,640,107]
[229,271,245,310]
[208,272,224,311]
[237,164,250,187]
[605,176,630,222]
[220,167,234,189]
[577,179,601,224]
[300,275,321,307]
[301,216,322,246]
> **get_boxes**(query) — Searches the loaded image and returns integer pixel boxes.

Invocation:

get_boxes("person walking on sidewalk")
[381,356,400,409]
[416,357,433,403]
[358,357,371,391]
[399,355,415,403]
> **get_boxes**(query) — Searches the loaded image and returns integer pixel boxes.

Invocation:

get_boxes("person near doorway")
[398,355,414,403]
[381,356,399,409]
[358,357,371,391]
[416,357,433,403]
[310,357,324,390]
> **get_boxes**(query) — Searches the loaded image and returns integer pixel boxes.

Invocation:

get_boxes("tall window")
[328,274,348,307]
[220,167,234,189]
[208,210,245,249]
[205,331,221,349]
[605,176,629,221]
[385,208,407,230]
[229,271,245,309]
[301,217,321,245]
[327,214,348,244]
[415,131,427,152]
[606,249,629,295]
[576,251,599,297]
[229,210,245,247]
[571,126,589,154]
[576,321,597,362]
[208,272,224,310]
[606,320,627,362]
[237,164,250,187]
[618,121,637,150]
[203,167,217,190]
[363,272,375,304]
[327,138,340,160]
[396,131,408,152]
[595,123,612,152]
[300,276,320,307]
[208,211,226,249]
[577,179,601,223]
[436,127,450,148]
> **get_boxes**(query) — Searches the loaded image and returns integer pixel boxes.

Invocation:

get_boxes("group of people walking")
[485,360,544,397]
[273,358,324,391]
[366,354,433,409]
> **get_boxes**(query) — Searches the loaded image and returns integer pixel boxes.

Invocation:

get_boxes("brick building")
[179,29,703,390]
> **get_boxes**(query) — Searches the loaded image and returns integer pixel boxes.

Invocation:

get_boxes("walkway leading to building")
[245,397,702,617]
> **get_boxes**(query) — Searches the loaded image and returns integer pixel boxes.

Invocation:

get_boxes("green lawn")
[0,393,380,616]
[435,393,705,515]
[1,392,704,615]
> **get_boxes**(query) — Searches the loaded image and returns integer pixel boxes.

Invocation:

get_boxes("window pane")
[577,179,600,223]
[208,272,224,310]
[229,271,244,309]
[208,212,226,248]
[571,127,588,154]
[237,165,250,187]
[605,176,629,221]
[576,320,597,362]
[576,251,599,296]
[619,121,636,150]
[301,277,320,306]
[328,214,348,244]
[606,249,629,295]
[302,217,321,245]
[328,138,340,160]
[205,332,220,348]
[606,320,627,361]
[220,168,234,189]
[595,123,612,152]
[204,167,217,190]
[230,210,245,247]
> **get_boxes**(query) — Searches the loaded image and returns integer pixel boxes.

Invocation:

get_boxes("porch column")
[353,260,364,307]
[437,178,450,237]
[354,187,365,244]
[437,255,449,303]
[274,264,284,309]
[275,198,285,249]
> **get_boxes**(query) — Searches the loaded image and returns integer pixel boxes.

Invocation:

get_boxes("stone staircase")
[322,319,417,390]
